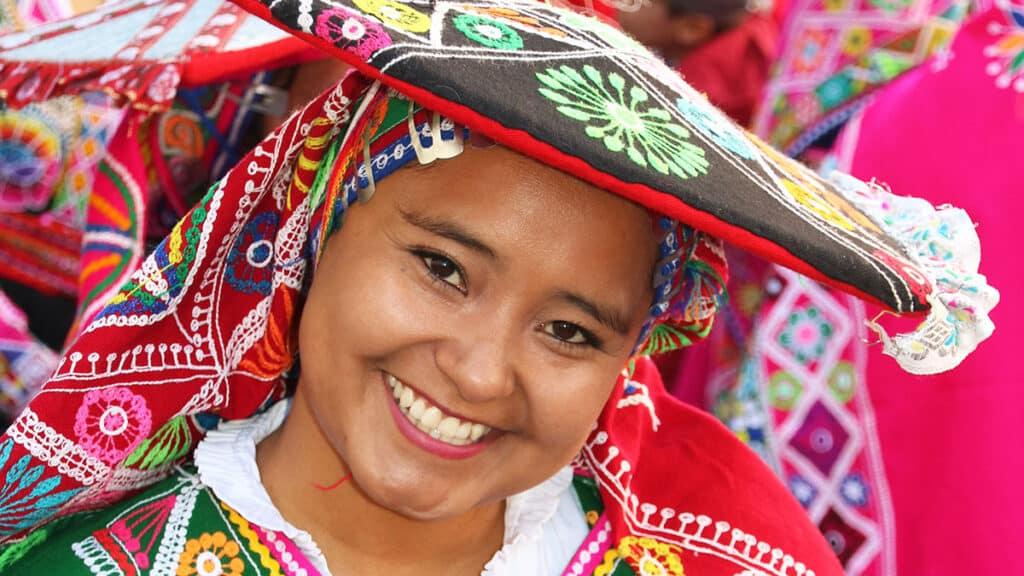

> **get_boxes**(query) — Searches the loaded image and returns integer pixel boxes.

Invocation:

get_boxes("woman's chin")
[353,467,471,521]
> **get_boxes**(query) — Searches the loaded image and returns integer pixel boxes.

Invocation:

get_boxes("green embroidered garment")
[0,463,639,576]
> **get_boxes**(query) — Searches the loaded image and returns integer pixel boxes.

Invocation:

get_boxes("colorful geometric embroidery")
[754,0,967,155]
[226,211,280,296]
[0,106,63,212]
[704,266,896,575]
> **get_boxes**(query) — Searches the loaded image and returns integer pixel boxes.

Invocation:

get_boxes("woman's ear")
[670,12,716,49]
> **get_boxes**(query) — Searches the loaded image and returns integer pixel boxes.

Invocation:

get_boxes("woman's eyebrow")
[399,208,497,260]
[555,290,630,336]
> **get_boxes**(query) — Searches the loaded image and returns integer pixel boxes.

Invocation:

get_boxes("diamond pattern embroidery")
[790,400,851,477]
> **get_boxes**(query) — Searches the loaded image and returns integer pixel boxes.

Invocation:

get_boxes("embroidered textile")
[0,0,999,575]
[669,4,1016,574]
[0,65,838,573]
[673,259,896,576]
[0,0,311,111]
[752,0,972,155]
[827,4,1022,572]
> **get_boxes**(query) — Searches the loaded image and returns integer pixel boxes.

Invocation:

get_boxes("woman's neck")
[255,391,505,575]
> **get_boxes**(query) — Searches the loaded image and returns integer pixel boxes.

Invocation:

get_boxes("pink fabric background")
[835,6,1024,572]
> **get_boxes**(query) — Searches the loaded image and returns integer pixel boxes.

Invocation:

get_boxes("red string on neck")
[313,473,353,491]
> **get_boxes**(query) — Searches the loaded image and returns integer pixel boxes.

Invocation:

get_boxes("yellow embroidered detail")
[781,178,856,232]
[594,548,621,576]
[220,501,283,576]
[586,510,600,527]
[175,530,246,576]
[617,536,686,576]
[353,0,430,33]
[168,219,185,265]
[749,134,880,234]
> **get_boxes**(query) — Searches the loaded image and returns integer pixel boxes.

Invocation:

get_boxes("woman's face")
[297,145,657,520]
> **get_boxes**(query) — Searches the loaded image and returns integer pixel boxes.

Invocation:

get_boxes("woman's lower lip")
[383,374,492,460]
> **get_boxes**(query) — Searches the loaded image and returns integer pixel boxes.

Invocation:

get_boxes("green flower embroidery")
[453,14,523,50]
[769,371,804,410]
[536,65,708,178]
[828,361,857,404]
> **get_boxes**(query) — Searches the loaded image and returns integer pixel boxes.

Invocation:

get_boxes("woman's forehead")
[386,145,657,244]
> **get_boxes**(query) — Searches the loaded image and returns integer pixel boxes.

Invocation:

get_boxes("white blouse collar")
[194,400,586,576]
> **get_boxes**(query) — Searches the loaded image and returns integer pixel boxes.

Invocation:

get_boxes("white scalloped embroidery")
[829,173,999,375]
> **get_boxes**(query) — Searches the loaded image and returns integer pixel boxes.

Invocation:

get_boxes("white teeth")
[399,387,414,409]
[385,373,492,447]
[456,421,472,441]
[438,417,459,438]
[420,407,443,430]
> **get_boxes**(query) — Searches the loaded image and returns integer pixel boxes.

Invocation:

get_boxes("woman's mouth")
[385,373,492,447]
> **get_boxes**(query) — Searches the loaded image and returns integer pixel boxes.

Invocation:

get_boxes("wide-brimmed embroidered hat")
[235,0,996,374]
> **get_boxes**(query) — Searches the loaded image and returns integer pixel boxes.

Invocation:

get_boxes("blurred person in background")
[618,0,779,125]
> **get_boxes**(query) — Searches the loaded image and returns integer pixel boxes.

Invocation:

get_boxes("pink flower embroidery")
[315,7,392,59]
[74,387,153,464]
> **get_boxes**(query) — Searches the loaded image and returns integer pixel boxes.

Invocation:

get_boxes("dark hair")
[666,0,750,23]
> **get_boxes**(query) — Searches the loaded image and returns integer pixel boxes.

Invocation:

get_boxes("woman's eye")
[420,252,466,292]
[544,320,591,345]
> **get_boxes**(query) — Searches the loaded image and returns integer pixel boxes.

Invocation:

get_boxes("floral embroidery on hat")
[351,0,430,33]
[315,6,393,58]
[536,65,708,178]
[453,13,524,50]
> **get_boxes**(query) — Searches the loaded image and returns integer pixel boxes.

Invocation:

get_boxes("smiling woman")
[0,0,997,575]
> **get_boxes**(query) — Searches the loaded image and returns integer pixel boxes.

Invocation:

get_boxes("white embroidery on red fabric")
[582,430,818,576]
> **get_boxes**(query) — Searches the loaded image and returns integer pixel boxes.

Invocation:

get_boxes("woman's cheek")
[522,366,616,447]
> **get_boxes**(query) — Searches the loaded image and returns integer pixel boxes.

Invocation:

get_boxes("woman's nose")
[434,324,516,404]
